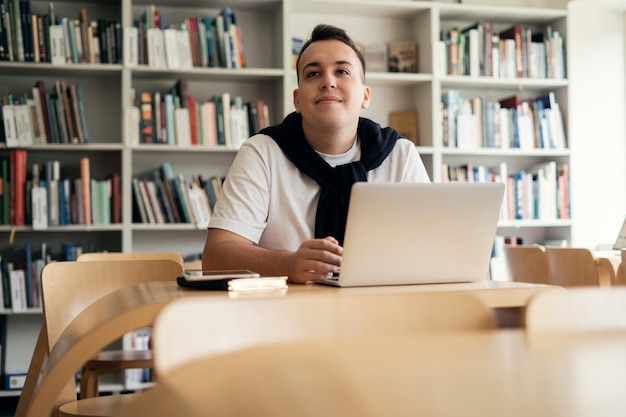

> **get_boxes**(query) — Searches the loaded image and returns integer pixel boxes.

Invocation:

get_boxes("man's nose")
[320,74,337,89]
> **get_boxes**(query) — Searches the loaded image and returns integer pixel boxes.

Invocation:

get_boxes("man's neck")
[302,121,358,155]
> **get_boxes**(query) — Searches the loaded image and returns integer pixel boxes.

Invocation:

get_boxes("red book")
[498,95,520,110]
[187,95,197,145]
[110,172,121,224]
[187,17,199,66]
[11,150,27,226]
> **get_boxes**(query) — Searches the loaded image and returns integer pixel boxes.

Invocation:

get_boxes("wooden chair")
[525,287,626,332]
[76,251,183,264]
[16,259,183,417]
[75,251,184,399]
[545,247,617,287]
[615,250,626,285]
[114,291,495,416]
[503,245,551,284]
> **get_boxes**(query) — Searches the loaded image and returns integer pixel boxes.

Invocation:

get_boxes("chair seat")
[80,350,153,399]
[58,393,139,417]
[85,349,152,370]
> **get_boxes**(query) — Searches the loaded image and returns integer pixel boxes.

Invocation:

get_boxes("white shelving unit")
[0,0,570,396]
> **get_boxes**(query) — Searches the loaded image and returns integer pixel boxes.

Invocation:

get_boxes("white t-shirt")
[209,133,430,252]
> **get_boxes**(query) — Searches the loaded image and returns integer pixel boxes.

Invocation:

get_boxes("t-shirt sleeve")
[208,136,272,244]
[397,139,431,183]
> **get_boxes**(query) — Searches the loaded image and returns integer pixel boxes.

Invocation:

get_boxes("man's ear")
[293,88,300,113]
[361,85,371,109]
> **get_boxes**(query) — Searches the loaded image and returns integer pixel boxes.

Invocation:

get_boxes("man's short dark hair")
[296,24,366,82]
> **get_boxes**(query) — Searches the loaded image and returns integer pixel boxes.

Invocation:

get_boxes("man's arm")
[202,228,342,284]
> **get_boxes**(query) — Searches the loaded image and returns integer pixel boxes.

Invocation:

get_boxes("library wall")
[568,1,626,248]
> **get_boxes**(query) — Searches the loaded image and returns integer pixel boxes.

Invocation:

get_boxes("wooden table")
[25,279,563,417]
[114,329,626,417]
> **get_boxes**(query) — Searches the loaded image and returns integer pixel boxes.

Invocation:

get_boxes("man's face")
[294,39,371,131]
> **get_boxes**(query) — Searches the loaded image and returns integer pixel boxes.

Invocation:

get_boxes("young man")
[202,24,430,283]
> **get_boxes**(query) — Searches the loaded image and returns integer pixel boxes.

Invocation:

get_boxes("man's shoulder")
[392,137,419,153]
[242,133,283,152]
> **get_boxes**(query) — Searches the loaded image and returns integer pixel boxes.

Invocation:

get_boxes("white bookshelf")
[0,0,570,395]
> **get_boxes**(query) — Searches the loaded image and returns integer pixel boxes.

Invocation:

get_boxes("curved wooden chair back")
[17,259,183,417]
[545,247,615,287]
[525,287,626,332]
[152,292,495,381]
[503,245,551,284]
[617,250,626,285]
[77,251,183,265]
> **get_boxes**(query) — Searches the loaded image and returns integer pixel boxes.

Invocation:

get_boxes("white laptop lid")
[332,182,505,287]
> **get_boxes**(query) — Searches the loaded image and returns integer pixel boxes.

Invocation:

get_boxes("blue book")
[164,94,175,145]
[65,18,79,63]
[58,179,67,225]
[201,17,215,67]
[24,242,33,308]
[75,84,89,143]
[62,242,74,261]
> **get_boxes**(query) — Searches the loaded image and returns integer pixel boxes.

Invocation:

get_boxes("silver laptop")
[318,182,505,287]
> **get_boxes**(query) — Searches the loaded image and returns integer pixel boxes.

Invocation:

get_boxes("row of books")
[122,327,152,389]
[0,1,121,64]
[441,90,566,150]
[0,79,90,146]
[0,252,43,311]
[0,242,84,312]
[126,6,244,69]
[436,23,565,79]
[442,160,570,221]
[30,159,121,228]
[128,80,269,148]
[0,152,121,227]
[132,162,222,228]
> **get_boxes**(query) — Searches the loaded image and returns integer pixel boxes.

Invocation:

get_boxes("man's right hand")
[287,236,343,284]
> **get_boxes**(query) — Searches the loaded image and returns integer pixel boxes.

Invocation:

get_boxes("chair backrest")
[503,245,551,284]
[617,250,626,285]
[152,291,495,378]
[76,251,183,265]
[38,259,183,410]
[545,247,603,287]
[525,287,626,332]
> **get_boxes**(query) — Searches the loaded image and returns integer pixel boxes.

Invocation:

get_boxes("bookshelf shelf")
[441,148,570,157]
[0,225,124,232]
[437,4,566,21]
[130,144,239,153]
[130,66,284,81]
[439,76,568,89]
[498,219,572,228]
[24,144,125,151]
[131,223,202,231]
[0,62,123,77]
[291,0,431,17]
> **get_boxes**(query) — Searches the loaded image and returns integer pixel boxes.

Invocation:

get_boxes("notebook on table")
[318,182,505,287]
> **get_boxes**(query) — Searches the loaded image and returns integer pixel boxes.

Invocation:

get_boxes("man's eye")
[337,69,349,75]
[306,71,319,78]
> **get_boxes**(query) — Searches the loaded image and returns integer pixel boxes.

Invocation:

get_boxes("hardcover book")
[388,40,418,73]
[389,111,418,145]
[365,43,388,72]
